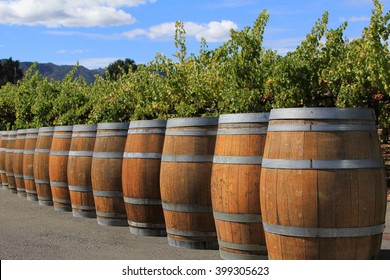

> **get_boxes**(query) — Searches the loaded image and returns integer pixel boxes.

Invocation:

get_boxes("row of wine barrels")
[0,108,387,260]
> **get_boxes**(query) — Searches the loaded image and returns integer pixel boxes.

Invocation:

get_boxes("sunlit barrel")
[49,125,73,211]
[160,117,219,249]
[91,122,128,226]
[13,129,27,197]
[122,120,167,236]
[68,124,97,218]
[23,128,39,201]
[260,108,387,260]
[34,127,55,206]
[0,131,9,190]
[211,113,269,259]
[5,131,17,194]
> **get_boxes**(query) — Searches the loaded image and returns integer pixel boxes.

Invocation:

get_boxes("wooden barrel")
[260,107,387,260]
[5,131,17,194]
[13,129,27,197]
[160,117,219,249]
[0,131,9,190]
[23,128,39,201]
[122,120,167,236]
[211,113,269,259]
[68,124,97,218]
[49,125,73,212]
[34,127,55,206]
[91,122,128,226]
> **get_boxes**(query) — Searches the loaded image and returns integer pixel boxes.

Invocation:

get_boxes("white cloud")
[123,20,238,42]
[0,0,156,27]
[264,37,305,55]
[57,49,89,54]
[349,16,371,22]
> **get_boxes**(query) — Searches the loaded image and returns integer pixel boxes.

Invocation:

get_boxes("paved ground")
[0,188,389,260]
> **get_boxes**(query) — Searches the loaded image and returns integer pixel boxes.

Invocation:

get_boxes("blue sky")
[0,0,388,69]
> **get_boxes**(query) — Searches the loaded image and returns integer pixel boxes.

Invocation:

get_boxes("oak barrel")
[5,130,17,194]
[68,124,97,218]
[0,131,9,190]
[91,122,128,226]
[34,127,54,206]
[122,120,167,236]
[49,125,73,212]
[160,117,219,249]
[13,129,27,197]
[260,107,387,260]
[211,113,269,259]
[23,128,39,201]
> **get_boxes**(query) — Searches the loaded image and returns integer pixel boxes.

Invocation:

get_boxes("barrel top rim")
[26,128,40,133]
[218,113,269,124]
[54,125,74,132]
[269,108,376,120]
[17,129,28,134]
[166,117,219,128]
[39,126,55,132]
[97,122,129,130]
[72,124,97,132]
[129,119,167,128]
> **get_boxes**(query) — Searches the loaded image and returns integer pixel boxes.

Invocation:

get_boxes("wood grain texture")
[260,109,387,260]
[160,117,218,249]
[122,120,167,236]
[211,114,268,259]
[23,129,39,201]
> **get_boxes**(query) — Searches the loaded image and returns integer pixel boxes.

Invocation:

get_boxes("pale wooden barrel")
[122,120,167,236]
[68,124,97,218]
[34,127,55,206]
[211,113,269,259]
[13,129,27,197]
[260,108,387,260]
[160,117,219,249]
[49,125,73,211]
[91,122,128,226]
[5,130,17,194]
[23,128,39,201]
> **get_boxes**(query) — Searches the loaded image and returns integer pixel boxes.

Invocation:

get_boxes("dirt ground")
[0,188,389,260]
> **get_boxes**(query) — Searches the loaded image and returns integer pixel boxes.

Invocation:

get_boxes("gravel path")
[0,189,220,260]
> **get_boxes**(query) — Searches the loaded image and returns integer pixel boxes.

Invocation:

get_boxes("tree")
[0,58,24,87]
[105,59,138,80]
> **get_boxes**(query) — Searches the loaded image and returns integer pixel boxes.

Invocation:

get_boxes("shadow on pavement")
[378,249,390,260]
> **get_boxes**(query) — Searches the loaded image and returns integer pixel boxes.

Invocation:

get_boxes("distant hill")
[18,62,105,84]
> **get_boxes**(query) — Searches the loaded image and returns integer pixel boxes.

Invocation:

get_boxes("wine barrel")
[68,124,97,218]
[91,122,128,226]
[160,117,219,249]
[0,131,9,190]
[13,129,27,197]
[34,127,55,206]
[5,131,17,194]
[23,128,39,201]
[122,120,167,236]
[49,125,73,212]
[211,113,269,259]
[260,107,387,260]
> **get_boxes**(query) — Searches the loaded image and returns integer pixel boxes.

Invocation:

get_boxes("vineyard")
[0,0,389,134]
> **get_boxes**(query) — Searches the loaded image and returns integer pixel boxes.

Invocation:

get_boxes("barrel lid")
[26,128,40,134]
[54,125,74,132]
[166,117,219,128]
[17,129,28,134]
[72,124,98,132]
[129,120,167,129]
[39,127,55,133]
[97,122,129,130]
[218,113,269,124]
[269,108,376,121]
